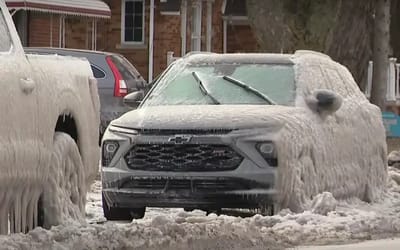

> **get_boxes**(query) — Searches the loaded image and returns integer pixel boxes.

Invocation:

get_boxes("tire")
[102,193,145,220]
[40,132,87,229]
[205,208,221,216]
[257,203,275,216]
[250,201,276,216]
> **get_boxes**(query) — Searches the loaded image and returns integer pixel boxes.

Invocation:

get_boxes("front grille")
[124,144,243,171]
[121,178,252,191]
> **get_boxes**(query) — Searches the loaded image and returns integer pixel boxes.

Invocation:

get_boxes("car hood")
[111,105,302,131]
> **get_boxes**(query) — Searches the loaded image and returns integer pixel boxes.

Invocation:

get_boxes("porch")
[6,0,111,50]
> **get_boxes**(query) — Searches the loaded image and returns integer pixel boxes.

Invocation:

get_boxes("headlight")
[256,142,278,167]
[102,140,120,167]
[109,125,138,135]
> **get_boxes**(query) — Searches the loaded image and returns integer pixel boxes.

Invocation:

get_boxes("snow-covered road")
[300,238,400,250]
[3,166,400,249]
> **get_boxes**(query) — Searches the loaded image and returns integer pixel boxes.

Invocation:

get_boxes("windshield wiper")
[222,75,276,105]
[192,72,220,105]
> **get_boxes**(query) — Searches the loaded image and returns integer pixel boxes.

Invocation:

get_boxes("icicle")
[20,186,30,233]
[0,191,7,234]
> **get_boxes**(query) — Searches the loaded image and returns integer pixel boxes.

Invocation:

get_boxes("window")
[0,8,12,52]
[110,55,146,89]
[122,0,145,43]
[91,65,106,79]
[142,62,296,107]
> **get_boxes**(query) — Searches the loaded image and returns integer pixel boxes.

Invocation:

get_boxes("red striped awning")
[6,0,111,18]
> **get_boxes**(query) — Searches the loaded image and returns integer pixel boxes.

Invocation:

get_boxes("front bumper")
[103,183,275,209]
[101,127,278,209]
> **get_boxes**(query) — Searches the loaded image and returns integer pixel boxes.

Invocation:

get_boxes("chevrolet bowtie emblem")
[168,135,192,144]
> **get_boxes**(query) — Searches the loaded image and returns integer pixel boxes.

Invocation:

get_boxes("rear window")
[110,55,145,89]
[0,9,12,52]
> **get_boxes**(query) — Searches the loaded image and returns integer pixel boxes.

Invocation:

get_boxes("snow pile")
[388,150,400,168]
[311,192,337,215]
[3,173,400,249]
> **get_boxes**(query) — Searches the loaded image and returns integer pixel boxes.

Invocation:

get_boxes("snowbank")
[3,171,400,250]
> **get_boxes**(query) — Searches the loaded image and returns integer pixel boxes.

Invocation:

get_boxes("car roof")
[178,50,332,65]
[180,52,295,65]
[24,47,120,57]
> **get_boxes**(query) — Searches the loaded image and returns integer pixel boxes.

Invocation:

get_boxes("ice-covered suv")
[101,51,387,219]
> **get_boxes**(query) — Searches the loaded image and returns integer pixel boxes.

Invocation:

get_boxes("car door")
[0,4,37,151]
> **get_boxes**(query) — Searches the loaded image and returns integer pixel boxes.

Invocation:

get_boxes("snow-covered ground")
[301,238,400,250]
[2,166,400,249]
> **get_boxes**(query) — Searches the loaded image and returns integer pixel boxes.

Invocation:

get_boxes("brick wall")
[65,17,90,49]
[28,12,60,47]
[153,11,181,78]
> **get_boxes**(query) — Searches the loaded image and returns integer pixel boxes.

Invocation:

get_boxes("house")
[6,0,112,49]
[6,0,259,82]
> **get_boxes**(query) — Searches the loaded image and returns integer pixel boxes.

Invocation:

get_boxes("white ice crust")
[0,43,100,234]
[0,7,390,244]
[0,52,100,234]
[113,51,388,213]
[272,52,387,212]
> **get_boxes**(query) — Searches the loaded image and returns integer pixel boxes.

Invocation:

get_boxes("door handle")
[20,77,35,94]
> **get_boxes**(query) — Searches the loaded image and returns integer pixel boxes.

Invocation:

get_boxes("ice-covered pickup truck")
[0,1,100,233]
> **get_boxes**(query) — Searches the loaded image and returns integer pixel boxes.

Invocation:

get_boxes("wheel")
[102,193,145,220]
[257,203,276,216]
[205,208,221,216]
[40,132,87,229]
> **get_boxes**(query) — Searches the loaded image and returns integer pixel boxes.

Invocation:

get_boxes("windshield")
[142,62,296,107]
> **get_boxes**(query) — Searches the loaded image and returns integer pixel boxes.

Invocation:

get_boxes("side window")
[0,9,12,52]
[324,68,354,98]
[298,64,326,97]
[91,65,106,79]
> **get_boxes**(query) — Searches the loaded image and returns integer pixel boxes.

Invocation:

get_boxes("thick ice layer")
[0,5,100,234]
[112,51,387,213]
[272,53,388,212]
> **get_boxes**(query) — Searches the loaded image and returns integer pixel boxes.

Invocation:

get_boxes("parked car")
[24,47,147,139]
[101,51,387,220]
[0,0,100,233]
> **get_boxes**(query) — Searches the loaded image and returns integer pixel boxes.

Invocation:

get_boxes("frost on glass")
[0,8,11,51]
[143,63,295,106]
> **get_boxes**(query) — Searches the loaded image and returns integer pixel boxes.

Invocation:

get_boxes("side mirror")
[306,89,342,116]
[123,91,144,108]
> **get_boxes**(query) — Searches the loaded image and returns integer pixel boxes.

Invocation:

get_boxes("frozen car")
[101,51,387,219]
[0,0,99,233]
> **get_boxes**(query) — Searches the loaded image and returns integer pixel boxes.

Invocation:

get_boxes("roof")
[6,0,111,18]
[24,47,118,56]
[180,52,295,65]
